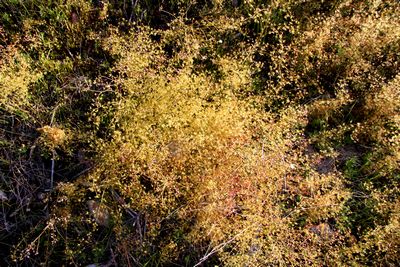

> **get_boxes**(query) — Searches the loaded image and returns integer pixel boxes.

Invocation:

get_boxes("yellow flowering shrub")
[1,0,399,266]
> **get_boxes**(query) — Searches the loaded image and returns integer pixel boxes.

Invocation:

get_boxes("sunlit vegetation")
[0,0,399,266]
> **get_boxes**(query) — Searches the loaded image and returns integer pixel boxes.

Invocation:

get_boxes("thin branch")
[49,150,55,191]
[193,225,254,267]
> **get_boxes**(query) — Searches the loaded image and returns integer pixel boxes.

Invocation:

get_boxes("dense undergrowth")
[0,0,399,266]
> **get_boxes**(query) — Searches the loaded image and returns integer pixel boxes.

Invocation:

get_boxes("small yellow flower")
[37,126,66,147]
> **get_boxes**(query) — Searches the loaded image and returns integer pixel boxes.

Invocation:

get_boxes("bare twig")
[193,225,255,267]
[111,189,139,219]
[111,189,146,238]
[49,150,55,191]
[50,104,62,126]
[70,166,93,180]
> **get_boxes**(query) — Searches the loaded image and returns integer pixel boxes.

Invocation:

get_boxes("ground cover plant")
[0,0,399,266]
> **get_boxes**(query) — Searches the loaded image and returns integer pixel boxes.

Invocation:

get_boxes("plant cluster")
[0,0,399,266]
